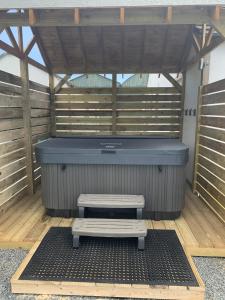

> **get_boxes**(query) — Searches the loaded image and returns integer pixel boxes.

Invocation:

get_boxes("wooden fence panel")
[195,78,225,223]
[0,70,50,208]
[55,87,182,137]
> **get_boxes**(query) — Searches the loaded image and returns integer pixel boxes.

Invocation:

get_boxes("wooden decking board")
[0,187,224,257]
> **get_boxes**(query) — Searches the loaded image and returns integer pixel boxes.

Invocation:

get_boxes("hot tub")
[35,137,189,219]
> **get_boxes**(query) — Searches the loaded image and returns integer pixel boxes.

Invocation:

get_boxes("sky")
[0,27,132,83]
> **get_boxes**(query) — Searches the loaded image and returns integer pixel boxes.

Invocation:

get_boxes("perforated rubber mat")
[20,227,198,286]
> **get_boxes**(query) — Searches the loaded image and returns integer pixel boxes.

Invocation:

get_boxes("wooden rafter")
[120,27,125,75]
[99,27,105,71]
[74,8,80,25]
[159,27,169,73]
[31,27,52,72]
[24,36,36,56]
[54,74,72,94]
[18,26,23,52]
[192,32,201,53]
[55,27,70,70]
[179,27,194,71]
[5,27,20,52]
[28,9,37,26]
[211,21,225,39]
[212,5,221,22]
[201,24,207,48]
[140,27,146,71]
[205,27,214,47]
[27,57,47,72]
[199,36,223,58]
[165,6,173,24]
[120,8,125,25]
[0,40,20,57]
[163,73,182,92]
[78,27,88,73]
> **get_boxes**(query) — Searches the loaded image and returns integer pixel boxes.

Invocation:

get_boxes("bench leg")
[73,235,79,248]
[78,207,85,218]
[138,237,145,250]
[137,208,142,220]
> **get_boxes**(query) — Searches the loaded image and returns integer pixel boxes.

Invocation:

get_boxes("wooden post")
[112,73,117,135]
[49,74,56,136]
[20,57,34,194]
[193,85,203,193]
[180,72,186,140]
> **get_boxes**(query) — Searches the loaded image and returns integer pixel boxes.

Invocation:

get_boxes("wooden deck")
[0,186,225,257]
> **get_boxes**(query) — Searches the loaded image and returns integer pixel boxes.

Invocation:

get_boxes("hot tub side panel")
[41,164,185,219]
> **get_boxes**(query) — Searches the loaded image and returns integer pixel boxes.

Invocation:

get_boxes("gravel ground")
[0,249,225,300]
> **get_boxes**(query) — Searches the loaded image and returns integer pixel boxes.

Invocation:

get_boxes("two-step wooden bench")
[77,194,145,219]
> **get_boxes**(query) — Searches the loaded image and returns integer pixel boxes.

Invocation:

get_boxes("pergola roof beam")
[0,1,224,9]
[0,6,225,27]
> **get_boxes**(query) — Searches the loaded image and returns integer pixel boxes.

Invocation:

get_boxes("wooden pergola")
[0,2,225,212]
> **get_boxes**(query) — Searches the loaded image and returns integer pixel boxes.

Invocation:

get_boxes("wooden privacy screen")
[0,70,50,209]
[195,78,225,223]
[55,87,182,137]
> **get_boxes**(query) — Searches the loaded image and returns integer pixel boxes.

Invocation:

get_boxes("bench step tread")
[72,218,147,237]
[77,194,145,208]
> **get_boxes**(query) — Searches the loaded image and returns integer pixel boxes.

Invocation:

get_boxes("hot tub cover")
[35,137,189,166]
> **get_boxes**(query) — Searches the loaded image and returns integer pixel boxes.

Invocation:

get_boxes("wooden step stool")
[77,194,145,219]
[72,218,147,250]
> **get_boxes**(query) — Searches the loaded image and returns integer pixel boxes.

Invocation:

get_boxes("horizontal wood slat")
[198,145,225,169]
[202,78,225,95]
[198,155,225,182]
[58,87,178,95]
[201,104,225,116]
[0,94,22,107]
[196,175,225,212]
[0,70,49,94]
[200,116,225,129]
[0,108,23,119]
[56,124,180,131]
[200,126,225,141]
[199,135,225,155]
[202,91,225,105]
[196,183,225,223]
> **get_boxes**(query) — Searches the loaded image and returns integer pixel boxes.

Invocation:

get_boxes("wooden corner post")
[49,74,56,136]
[112,73,117,135]
[180,72,186,141]
[20,57,34,195]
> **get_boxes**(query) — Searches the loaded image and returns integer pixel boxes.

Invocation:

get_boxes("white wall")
[182,62,202,184]
[0,54,62,86]
[208,42,225,83]
[147,74,174,87]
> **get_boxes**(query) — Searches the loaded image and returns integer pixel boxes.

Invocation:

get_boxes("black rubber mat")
[20,227,198,286]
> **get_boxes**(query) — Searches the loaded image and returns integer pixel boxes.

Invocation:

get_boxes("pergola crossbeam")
[54,74,72,94]
[24,36,36,57]
[5,27,20,53]
[163,73,182,92]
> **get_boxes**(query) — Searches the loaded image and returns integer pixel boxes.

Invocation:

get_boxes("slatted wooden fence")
[0,70,50,210]
[194,78,225,223]
[55,87,182,137]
